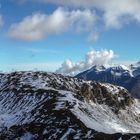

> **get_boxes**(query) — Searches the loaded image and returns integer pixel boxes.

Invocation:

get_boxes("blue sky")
[0,0,140,74]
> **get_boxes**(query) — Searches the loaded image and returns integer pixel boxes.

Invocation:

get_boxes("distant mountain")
[127,75,140,98]
[76,65,132,87]
[0,72,140,139]
[130,61,140,77]
[75,62,140,98]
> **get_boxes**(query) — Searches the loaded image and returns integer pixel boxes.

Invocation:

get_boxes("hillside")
[0,72,140,140]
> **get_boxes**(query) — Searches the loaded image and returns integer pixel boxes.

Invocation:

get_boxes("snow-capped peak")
[129,61,140,77]
[90,65,107,72]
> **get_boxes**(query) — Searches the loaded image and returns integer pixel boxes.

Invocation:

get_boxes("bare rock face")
[0,71,140,140]
[80,82,134,113]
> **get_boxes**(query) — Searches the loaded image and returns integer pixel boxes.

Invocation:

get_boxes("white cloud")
[56,49,116,75]
[41,0,140,29]
[8,7,97,41]
[100,0,140,29]
[12,0,140,40]
[0,15,3,27]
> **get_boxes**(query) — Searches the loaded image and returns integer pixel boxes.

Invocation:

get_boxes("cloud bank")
[36,0,140,29]
[8,7,97,41]
[11,0,140,41]
[56,49,116,75]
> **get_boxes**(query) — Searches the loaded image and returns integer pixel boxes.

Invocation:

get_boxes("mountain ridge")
[75,62,140,98]
[0,71,140,139]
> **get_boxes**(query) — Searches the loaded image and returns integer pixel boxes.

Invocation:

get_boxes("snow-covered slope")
[0,72,140,139]
[76,63,140,98]
[130,61,140,77]
[76,65,132,87]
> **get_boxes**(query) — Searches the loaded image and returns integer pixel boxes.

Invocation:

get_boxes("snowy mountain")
[0,71,140,139]
[130,61,140,77]
[75,62,140,98]
[127,75,140,98]
[76,65,132,87]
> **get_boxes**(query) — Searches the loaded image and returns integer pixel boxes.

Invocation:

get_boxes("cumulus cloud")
[12,0,140,40]
[8,7,97,41]
[56,49,116,75]
[0,15,3,27]
[39,0,140,29]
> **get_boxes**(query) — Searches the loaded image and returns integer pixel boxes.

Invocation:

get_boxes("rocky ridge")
[0,71,140,140]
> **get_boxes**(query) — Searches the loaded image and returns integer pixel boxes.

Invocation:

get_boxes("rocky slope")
[0,71,140,140]
[75,63,140,98]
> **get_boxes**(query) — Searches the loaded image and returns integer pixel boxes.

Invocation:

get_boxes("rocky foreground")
[0,72,140,140]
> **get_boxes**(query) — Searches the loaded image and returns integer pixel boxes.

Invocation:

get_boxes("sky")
[0,0,140,74]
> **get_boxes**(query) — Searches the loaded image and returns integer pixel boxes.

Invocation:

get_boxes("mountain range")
[0,71,140,139]
[76,61,140,98]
